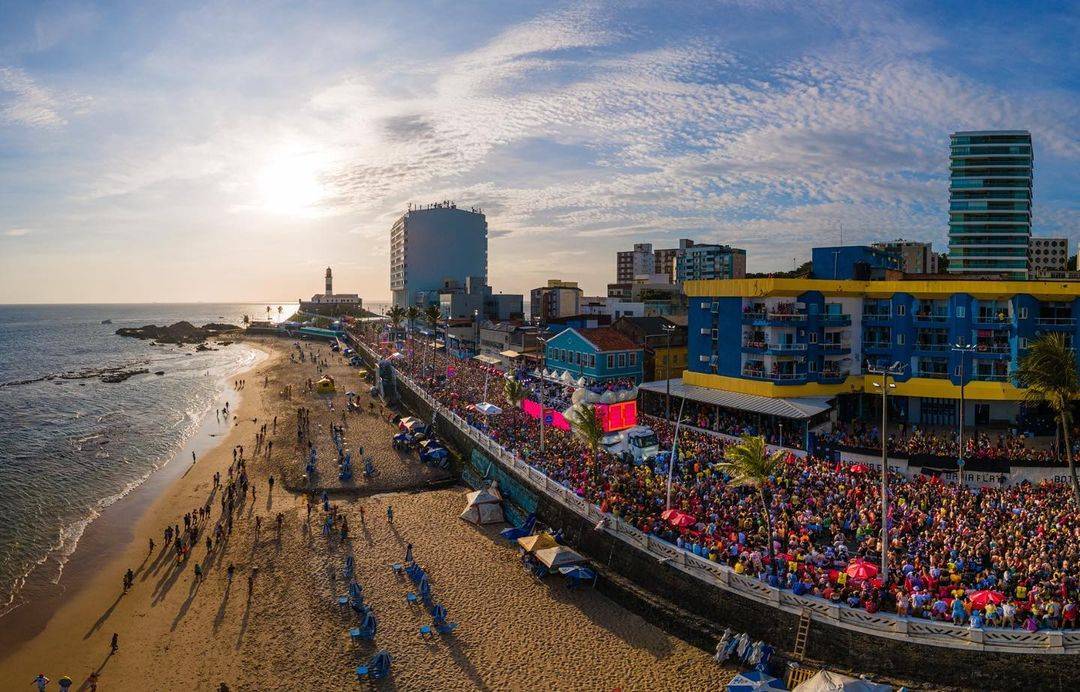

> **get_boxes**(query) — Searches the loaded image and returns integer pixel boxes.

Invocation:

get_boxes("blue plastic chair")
[406,592,418,605]
[419,625,433,639]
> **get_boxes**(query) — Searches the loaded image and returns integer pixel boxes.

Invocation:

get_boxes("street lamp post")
[951,342,976,481]
[665,394,688,511]
[661,323,675,420]
[537,336,549,456]
[867,361,905,584]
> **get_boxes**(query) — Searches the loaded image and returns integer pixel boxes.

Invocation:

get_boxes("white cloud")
[0,67,67,127]
[4,228,31,237]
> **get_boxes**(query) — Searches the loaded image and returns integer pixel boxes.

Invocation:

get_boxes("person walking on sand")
[149,537,155,554]
[110,632,119,654]
[227,562,235,584]
[192,450,196,464]
[268,475,274,493]
[32,673,49,691]
[386,505,393,524]
[194,562,203,582]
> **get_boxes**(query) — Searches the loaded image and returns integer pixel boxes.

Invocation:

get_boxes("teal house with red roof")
[543,327,644,384]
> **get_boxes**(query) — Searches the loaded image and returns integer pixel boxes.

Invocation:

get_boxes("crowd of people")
[819,420,1078,465]
[365,330,1080,632]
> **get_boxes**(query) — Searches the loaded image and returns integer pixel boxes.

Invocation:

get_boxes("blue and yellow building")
[683,275,1080,427]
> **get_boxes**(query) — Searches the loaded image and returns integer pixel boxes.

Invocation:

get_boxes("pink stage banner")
[521,399,570,431]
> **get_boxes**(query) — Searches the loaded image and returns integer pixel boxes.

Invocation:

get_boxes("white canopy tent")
[460,484,504,525]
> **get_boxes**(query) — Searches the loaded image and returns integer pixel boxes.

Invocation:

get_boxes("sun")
[254,148,331,217]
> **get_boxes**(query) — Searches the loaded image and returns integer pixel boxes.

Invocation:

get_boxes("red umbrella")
[845,559,879,581]
[968,590,1005,609]
[661,509,697,528]
[849,464,869,474]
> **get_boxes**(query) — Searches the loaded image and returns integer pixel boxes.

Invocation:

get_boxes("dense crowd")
[818,420,1078,465]
[363,331,1080,631]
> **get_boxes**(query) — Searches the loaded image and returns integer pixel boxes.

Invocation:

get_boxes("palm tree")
[504,377,526,408]
[718,435,785,566]
[277,305,283,319]
[423,305,442,380]
[1017,332,1079,503]
[570,403,605,480]
[386,305,406,340]
[266,305,271,320]
[241,314,250,326]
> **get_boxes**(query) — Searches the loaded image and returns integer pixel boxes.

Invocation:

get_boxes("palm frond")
[717,435,784,490]
[569,403,605,453]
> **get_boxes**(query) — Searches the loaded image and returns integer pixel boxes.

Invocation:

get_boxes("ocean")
[0,303,293,614]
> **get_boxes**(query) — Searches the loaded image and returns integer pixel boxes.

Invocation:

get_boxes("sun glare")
[254,149,331,217]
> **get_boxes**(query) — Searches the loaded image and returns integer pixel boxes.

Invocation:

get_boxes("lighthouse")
[325,267,333,296]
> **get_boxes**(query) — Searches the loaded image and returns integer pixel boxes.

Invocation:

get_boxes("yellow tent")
[315,375,335,393]
[516,532,557,554]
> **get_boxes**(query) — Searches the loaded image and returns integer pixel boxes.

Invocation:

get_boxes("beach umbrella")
[969,590,1006,609]
[661,509,696,528]
[534,545,585,569]
[849,464,869,474]
[557,565,596,580]
[517,532,558,553]
[727,670,787,691]
[845,559,879,581]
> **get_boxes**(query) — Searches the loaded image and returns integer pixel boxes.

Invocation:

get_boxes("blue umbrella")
[727,670,786,692]
[419,575,431,599]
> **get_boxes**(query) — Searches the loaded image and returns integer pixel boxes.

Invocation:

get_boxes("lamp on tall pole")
[537,335,549,456]
[951,341,976,481]
[867,361,905,584]
[661,322,675,420]
[665,395,688,511]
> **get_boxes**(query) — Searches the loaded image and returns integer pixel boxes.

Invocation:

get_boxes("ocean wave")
[0,344,266,616]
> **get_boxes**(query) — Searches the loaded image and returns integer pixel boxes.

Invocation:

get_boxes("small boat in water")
[101,319,113,324]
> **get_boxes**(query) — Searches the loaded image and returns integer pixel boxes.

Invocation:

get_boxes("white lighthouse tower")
[325,267,333,297]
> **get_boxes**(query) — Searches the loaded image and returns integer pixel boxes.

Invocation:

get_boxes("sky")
[0,0,1077,303]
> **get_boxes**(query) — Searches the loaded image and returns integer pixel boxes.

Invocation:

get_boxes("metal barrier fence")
[355,338,1076,654]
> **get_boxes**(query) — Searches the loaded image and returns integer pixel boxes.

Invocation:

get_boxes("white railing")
[364,337,1074,655]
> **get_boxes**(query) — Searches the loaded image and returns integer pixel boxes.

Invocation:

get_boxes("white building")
[1029,237,1070,276]
[300,267,362,309]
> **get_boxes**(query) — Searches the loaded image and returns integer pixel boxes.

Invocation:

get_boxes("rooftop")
[577,327,641,352]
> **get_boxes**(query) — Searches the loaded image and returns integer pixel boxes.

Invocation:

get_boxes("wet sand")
[0,337,730,689]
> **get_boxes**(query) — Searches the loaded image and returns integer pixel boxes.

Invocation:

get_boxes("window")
[1020,337,1028,349]
[897,304,906,317]
[1019,307,1028,320]
[957,306,965,319]
[809,361,818,373]
[618,353,626,367]
[897,333,905,346]
[809,332,818,344]
[607,354,615,369]
[629,352,636,366]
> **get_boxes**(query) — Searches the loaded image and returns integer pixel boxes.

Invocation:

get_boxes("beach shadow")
[76,652,113,691]
[214,582,232,633]
[170,575,202,631]
[444,638,489,690]
[83,591,123,639]
[235,590,254,649]
[152,559,186,606]
[143,544,171,580]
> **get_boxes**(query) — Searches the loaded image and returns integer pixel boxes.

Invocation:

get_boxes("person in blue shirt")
[952,598,967,625]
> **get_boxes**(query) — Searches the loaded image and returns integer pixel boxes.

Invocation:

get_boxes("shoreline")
[0,341,269,656]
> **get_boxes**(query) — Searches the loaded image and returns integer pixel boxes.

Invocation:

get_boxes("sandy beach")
[0,336,730,690]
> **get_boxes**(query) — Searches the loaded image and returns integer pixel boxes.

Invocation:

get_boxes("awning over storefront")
[639,378,832,420]
[499,349,521,358]
[473,354,502,365]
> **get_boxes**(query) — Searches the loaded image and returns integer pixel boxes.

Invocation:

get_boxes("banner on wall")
[521,399,570,431]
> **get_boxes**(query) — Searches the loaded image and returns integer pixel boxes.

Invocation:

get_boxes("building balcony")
[912,313,949,325]
[741,311,806,325]
[973,343,1010,355]
[914,370,950,380]
[971,372,1011,382]
[1036,317,1076,328]
[863,340,892,353]
[742,341,806,355]
[862,309,891,322]
[819,314,852,327]
[973,314,1012,327]
[820,342,851,355]
[913,342,950,353]
[741,369,807,384]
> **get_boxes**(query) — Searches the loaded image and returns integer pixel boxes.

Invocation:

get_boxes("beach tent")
[727,670,787,691]
[315,375,336,393]
[794,671,891,692]
[534,545,585,569]
[517,532,558,554]
[460,486,504,525]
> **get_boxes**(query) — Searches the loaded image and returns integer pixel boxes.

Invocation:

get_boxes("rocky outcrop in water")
[100,368,150,383]
[116,321,239,345]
